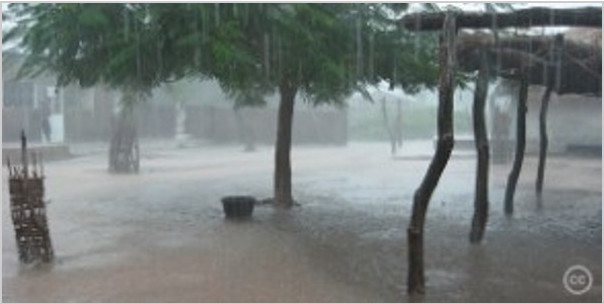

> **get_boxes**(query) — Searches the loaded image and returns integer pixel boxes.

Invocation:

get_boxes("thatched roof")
[456,32,602,96]
[400,7,602,96]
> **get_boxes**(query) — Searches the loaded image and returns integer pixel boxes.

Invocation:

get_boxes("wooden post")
[504,70,529,215]
[469,49,490,243]
[536,34,563,196]
[407,12,456,296]
[536,85,553,195]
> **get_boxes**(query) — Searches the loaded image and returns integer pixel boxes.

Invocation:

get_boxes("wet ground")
[2,141,601,302]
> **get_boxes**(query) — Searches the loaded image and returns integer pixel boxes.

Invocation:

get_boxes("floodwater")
[2,141,601,302]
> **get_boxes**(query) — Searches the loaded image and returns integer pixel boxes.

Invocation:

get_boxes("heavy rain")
[2,3,602,303]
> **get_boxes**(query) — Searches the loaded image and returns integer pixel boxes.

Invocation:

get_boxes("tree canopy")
[4,3,441,100]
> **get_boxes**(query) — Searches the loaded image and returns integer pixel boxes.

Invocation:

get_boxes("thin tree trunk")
[274,78,297,208]
[504,71,529,215]
[407,13,456,296]
[469,49,490,244]
[380,98,396,155]
[536,85,553,195]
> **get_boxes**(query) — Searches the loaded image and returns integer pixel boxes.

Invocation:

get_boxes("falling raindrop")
[548,9,561,91]
[242,4,249,26]
[297,60,302,83]
[368,32,375,80]
[123,8,130,41]
[215,3,220,27]
[414,16,420,59]
[192,8,201,69]
[355,5,363,79]
[542,26,548,86]
[549,8,555,37]
[156,40,163,80]
[194,45,201,70]
[527,31,533,71]
[491,9,501,73]
[277,34,282,77]
[263,33,270,79]
[135,14,141,84]
[391,54,398,90]
[201,5,208,44]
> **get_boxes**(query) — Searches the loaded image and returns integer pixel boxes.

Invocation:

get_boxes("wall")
[525,87,602,154]
[496,85,601,158]
[185,105,348,145]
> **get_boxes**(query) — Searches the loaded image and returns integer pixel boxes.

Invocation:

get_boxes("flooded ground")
[2,141,601,302]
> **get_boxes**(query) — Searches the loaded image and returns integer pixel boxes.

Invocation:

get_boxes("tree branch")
[401,7,601,31]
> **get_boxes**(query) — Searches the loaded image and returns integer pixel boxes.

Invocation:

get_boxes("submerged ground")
[2,140,601,302]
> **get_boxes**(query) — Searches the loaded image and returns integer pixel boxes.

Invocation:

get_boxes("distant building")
[3,54,347,146]
[3,52,66,142]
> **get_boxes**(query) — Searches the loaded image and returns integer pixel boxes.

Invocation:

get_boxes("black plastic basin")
[221,196,256,218]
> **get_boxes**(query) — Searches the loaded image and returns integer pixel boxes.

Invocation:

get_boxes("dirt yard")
[2,141,601,302]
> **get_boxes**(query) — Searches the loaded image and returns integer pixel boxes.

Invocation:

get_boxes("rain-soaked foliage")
[3,3,440,104]
[3,3,444,177]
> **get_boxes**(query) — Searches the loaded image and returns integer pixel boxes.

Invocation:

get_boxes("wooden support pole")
[401,7,601,31]
[504,71,529,215]
[407,12,456,296]
[536,34,563,196]
[536,85,553,196]
[469,49,490,243]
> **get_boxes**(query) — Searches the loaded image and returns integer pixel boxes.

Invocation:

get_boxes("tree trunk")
[504,71,529,215]
[108,91,140,174]
[469,49,490,244]
[274,78,297,208]
[407,13,456,296]
[536,85,553,195]
[380,98,397,156]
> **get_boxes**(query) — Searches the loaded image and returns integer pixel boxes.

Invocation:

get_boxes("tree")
[3,3,242,172]
[196,4,439,207]
[175,4,364,207]
[3,3,183,172]
[6,3,440,203]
